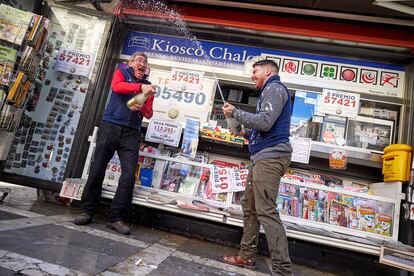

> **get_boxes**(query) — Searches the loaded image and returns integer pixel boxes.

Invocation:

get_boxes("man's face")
[128,55,148,79]
[251,65,269,90]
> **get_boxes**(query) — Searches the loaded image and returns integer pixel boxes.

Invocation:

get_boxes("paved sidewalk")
[0,183,336,275]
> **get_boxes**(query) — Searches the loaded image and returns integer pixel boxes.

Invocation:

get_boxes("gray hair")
[128,52,148,63]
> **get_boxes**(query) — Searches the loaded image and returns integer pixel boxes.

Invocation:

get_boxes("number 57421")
[323,96,356,108]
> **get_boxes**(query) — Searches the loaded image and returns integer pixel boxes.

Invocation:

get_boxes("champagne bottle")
[227,117,241,135]
[127,93,148,108]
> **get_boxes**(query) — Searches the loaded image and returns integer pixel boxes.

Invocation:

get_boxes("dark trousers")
[81,121,141,222]
[239,157,292,276]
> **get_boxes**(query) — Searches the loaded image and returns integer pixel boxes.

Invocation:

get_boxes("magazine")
[0,4,33,45]
[0,45,17,86]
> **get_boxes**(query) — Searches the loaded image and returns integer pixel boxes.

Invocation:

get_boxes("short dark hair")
[253,59,279,73]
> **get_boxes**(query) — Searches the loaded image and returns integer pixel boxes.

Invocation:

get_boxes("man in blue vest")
[74,52,156,235]
[221,59,292,275]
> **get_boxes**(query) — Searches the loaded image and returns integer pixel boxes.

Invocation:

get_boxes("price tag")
[320,89,360,118]
[148,70,214,124]
[211,164,232,193]
[145,119,182,147]
[168,68,204,93]
[54,48,94,77]
[232,168,249,192]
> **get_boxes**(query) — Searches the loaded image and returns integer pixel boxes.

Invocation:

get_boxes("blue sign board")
[121,32,404,71]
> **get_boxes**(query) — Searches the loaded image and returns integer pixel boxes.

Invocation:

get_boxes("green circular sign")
[303,64,315,75]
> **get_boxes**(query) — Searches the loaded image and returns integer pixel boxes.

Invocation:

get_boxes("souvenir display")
[3,7,106,182]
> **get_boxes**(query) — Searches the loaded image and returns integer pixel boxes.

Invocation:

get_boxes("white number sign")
[320,89,360,118]
[148,69,215,125]
[211,164,232,194]
[232,168,249,192]
[168,68,204,93]
[55,48,94,77]
[145,119,182,147]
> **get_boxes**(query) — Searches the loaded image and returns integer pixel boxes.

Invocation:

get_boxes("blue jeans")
[81,121,141,222]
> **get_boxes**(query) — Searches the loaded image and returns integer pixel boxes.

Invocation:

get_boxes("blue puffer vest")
[248,75,291,155]
[103,66,150,130]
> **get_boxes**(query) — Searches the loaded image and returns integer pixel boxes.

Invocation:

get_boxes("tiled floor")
[0,183,339,275]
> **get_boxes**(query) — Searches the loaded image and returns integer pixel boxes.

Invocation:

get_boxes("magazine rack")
[0,5,49,160]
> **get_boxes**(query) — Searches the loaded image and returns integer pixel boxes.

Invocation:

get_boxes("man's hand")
[237,125,246,137]
[222,102,235,118]
[128,102,143,111]
[230,125,246,137]
[141,84,156,97]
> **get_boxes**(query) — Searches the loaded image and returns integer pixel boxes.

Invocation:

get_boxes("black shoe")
[73,212,92,225]
[106,220,131,235]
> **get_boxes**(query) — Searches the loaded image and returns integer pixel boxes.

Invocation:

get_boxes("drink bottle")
[227,117,241,135]
[127,66,152,108]
[127,93,147,108]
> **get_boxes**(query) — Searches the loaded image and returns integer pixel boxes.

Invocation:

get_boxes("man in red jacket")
[74,52,155,235]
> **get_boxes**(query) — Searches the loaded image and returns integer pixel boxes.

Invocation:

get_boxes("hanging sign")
[231,168,249,192]
[211,165,232,194]
[54,48,94,77]
[148,69,215,125]
[168,68,204,93]
[320,89,360,118]
[145,119,182,147]
[290,137,311,164]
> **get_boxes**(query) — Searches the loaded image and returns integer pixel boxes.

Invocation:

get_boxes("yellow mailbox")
[382,144,412,182]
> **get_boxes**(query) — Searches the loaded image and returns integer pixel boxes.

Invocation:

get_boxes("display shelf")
[280,178,401,204]
[225,216,381,255]
[140,151,211,169]
[101,190,226,223]
[101,186,383,256]
[310,140,383,168]
[280,214,395,241]
[199,135,244,148]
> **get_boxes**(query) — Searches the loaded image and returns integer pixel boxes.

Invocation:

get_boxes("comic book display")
[282,169,392,237]
[276,182,393,237]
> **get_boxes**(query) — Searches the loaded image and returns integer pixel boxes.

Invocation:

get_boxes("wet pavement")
[0,182,339,275]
